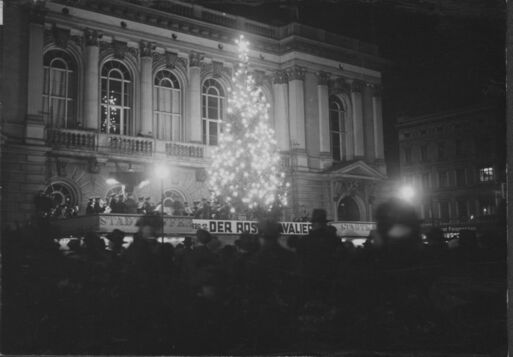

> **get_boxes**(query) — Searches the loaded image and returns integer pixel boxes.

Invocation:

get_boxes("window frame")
[42,50,76,128]
[329,96,346,161]
[153,69,182,141]
[201,78,225,146]
[100,60,132,135]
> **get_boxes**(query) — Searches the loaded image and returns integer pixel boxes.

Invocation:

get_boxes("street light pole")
[161,178,164,244]
[154,164,170,244]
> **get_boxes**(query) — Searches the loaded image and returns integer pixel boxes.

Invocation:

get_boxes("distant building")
[397,105,505,231]
[1,0,388,227]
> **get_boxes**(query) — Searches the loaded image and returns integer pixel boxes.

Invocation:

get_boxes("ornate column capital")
[272,70,288,84]
[189,51,204,67]
[317,71,330,86]
[84,28,101,47]
[140,40,156,58]
[287,66,306,81]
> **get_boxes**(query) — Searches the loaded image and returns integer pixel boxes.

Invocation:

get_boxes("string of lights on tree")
[101,94,119,133]
[207,35,289,214]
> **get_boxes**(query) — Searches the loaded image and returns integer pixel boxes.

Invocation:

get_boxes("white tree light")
[207,35,289,213]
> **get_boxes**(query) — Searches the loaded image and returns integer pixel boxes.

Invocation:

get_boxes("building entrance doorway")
[337,196,361,221]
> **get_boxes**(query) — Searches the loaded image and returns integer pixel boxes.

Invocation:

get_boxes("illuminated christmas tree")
[208,35,289,215]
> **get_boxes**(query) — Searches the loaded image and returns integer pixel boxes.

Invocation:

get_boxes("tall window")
[154,70,181,141]
[43,50,76,128]
[329,96,345,161]
[202,79,224,145]
[101,61,132,135]
[479,167,494,182]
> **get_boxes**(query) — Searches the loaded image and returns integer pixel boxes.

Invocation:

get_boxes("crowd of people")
[2,200,506,355]
[84,194,238,220]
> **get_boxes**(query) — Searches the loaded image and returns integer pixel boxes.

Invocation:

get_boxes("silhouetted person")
[297,209,340,297]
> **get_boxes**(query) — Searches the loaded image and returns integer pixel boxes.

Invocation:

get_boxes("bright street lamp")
[398,185,415,202]
[154,164,170,243]
[106,178,119,185]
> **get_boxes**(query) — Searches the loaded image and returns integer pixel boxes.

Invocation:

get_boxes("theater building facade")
[1,0,388,227]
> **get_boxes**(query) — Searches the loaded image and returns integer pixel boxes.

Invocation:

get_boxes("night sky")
[191,0,506,176]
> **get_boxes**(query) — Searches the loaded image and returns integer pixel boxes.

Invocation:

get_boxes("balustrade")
[166,142,204,158]
[47,128,96,149]
[106,135,154,155]
[47,129,209,160]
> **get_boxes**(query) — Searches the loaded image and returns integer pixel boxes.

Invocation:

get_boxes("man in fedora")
[297,209,340,298]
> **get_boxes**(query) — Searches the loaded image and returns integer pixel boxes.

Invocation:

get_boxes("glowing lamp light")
[106,178,119,185]
[154,164,170,180]
[138,180,150,189]
[398,185,415,202]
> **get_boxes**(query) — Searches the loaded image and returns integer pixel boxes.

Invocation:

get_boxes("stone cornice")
[48,0,388,72]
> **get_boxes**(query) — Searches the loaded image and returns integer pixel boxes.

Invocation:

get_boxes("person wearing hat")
[106,229,126,256]
[296,208,340,298]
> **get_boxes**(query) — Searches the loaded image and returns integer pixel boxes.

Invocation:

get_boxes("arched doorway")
[337,196,361,221]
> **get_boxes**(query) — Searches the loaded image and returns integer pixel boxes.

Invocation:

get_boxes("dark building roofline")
[396,104,500,128]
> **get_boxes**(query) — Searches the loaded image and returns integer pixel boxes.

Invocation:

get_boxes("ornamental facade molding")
[189,51,204,67]
[139,40,156,58]
[272,70,288,84]
[153,52,187,71]
[286,66,306,81]
[333,180,360,201]
[84,28,101,47]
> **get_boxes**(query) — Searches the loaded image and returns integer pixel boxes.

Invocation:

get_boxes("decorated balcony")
[46,128,209,161]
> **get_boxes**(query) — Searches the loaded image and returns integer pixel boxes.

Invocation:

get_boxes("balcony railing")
[47,128,96,150]
[165,142,204,158]
[47,128,208,159]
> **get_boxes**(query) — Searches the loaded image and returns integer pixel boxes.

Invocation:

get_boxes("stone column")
[272,70,289,151]
[287,66,306,150]
[317,71,330,154]
[139,40,154,137]
[188,51,202,143]
[349,79,365,158]
[26,5,46,121]
[83,28,100,131]
[363,83,375,161]
[372,84,385,160]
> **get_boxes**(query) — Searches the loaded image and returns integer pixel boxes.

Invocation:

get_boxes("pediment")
[326,160,386,180]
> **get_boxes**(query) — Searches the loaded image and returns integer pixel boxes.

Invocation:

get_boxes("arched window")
[202,79,224,145]
[153,69,181,141]
[43,50,76,128]
[329,96,345,161]
[100,60,132,135]
[44,181,78,207]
